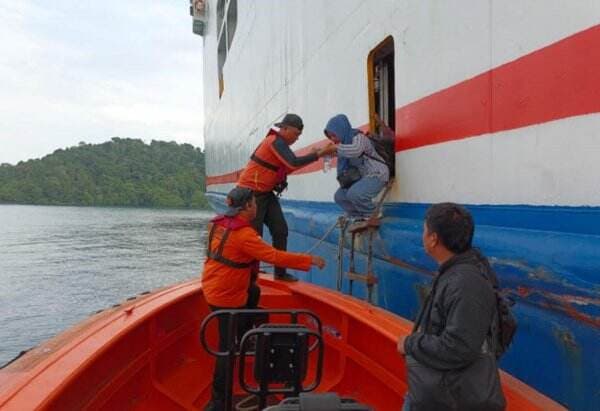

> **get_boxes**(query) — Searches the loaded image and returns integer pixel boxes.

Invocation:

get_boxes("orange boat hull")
[0,277,565,410]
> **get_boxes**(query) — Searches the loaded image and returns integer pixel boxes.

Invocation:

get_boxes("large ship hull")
[199,2,600,409]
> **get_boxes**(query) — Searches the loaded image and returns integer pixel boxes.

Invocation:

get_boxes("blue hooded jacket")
[324,114,361,174]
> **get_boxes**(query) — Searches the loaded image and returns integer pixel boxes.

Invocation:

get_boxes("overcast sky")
[0,0,204,165]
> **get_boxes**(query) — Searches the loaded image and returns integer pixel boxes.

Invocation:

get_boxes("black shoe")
[274,273,298,282]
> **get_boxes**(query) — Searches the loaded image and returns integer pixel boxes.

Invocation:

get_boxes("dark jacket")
[404,249,506,411]
[404,249,498,369]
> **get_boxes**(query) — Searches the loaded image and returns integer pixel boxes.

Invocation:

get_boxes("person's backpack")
[365,122,395,178]
[473,250,517,358]
[494,291,517,358]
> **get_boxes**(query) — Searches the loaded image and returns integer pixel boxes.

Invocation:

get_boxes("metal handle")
[199,309,323,357]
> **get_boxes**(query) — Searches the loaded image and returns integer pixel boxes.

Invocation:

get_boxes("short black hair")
[425,203,474,254]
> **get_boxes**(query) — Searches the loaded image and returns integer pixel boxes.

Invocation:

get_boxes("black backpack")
[473,250,517,358]
[365,124,395,178]
[493,291,518,358]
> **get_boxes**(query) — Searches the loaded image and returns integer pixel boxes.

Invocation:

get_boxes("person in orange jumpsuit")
[202,187,325,411]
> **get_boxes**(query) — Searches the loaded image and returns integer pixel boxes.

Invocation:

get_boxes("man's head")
[422,203,474,264]
[275,113,304,144]
[224,187,257,220]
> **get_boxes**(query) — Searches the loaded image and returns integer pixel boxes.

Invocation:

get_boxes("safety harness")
[206,215,256,269]
[249,132,288,195]
[251,151,279,172]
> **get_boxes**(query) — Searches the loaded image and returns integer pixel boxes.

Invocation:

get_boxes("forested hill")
[0,138,209,208]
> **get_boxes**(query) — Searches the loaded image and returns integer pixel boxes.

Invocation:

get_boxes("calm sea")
[0,205,213,366]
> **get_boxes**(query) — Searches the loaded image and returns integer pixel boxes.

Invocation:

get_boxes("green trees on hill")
[0,138,209,208]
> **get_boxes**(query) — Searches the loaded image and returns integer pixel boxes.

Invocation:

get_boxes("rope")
[304,219,340,253]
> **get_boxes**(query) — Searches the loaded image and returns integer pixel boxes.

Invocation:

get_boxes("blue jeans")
[334,176,386,217]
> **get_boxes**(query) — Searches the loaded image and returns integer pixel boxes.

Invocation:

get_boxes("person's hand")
[310,255,326,269]
[311,144,328,155]
[397,334,408,355]
[317,143,337,157]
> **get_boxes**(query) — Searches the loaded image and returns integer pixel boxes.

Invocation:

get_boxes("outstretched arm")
[241,229,324,271]
[271,138,318,169]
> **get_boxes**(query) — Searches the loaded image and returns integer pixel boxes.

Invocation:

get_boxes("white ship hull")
[194,2,600,409]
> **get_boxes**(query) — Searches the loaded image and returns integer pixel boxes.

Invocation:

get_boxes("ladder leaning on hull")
[336,180,394,304]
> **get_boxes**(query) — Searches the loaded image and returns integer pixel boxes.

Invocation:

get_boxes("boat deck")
[0,276,566,410]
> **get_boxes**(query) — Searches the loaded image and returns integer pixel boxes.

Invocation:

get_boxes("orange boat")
[0,277,565,410]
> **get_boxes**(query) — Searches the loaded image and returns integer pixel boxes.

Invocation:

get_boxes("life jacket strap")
[250,153,279,172]
[206,221,254,269]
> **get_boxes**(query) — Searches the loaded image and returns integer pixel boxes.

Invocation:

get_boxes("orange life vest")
[237,130,288,193]
[206,215,258,271]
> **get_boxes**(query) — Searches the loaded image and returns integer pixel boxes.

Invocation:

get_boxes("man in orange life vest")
[237,113,335,281]
[202,187,326,410]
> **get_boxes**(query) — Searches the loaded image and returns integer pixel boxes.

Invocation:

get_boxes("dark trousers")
[252,192,288,276]
[209,283,261,403]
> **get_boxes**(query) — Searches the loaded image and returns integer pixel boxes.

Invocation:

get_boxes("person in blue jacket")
[324,114,389,220]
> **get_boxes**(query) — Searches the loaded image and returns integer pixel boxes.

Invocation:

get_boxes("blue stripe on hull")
[206,192,600,411]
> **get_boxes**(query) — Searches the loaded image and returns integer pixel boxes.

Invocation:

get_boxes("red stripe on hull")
[207,24,600,186]
[396,24,600,151]
[206,170,241,186]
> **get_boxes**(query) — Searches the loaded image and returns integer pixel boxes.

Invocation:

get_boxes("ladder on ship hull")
[336,181,393,304]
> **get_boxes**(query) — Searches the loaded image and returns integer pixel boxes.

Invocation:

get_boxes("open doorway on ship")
[368,36,396,179]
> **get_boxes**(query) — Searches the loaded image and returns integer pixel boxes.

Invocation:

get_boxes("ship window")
[217,0,237,98]
[367,36,396,177]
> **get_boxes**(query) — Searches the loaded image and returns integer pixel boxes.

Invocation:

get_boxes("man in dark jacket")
[398,203,506,411]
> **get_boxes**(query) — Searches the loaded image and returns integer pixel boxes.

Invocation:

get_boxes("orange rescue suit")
[201,215,312,307]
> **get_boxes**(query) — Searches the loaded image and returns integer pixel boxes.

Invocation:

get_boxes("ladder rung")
[346,271,378,285]
[348,218,381,234]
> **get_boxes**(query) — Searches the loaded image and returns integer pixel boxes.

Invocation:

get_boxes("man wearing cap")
[202,187,326,411]
[237,113,334,281]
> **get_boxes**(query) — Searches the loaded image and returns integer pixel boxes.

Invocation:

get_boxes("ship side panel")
[201,2,600,409]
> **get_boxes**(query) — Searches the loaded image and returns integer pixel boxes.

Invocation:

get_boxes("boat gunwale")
[0,277,567,410]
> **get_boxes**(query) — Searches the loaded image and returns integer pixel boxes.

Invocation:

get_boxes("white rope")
[304,219,340,254]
